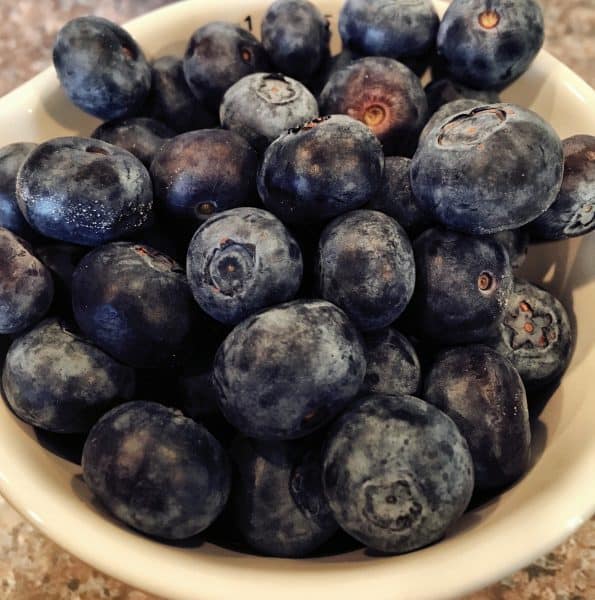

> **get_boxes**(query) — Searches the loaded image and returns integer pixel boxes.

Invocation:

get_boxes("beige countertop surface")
[0,1,593,599]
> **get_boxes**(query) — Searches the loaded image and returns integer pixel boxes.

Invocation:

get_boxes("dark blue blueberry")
[261,0,330,82]
[220,73,319,153]
[411,104,564,234]
[489,229,529,270]
[151,129,258,223]
[258,115,384,225]
[418,98,487,145]
[72,242,199,368]
[437,0,544,90]
[82,401,231,539]
[16,137,153,246]
[91,117,174,168]
[53,16,151,119]
[424,345,530,490]
[2,318,135,433]
[187,207,303,325]
[317,210,415,331]
[319,57,428,156]
[322,394,474,554]
[230,436,338,557]
[339,0,438,60]
[183,22,271,112]
[408,228,513,345]
[529,135,595,240]
[487,278,573,391]
[0,228,53,335]
[424,78,500,115]
[361,328,421,396]
[213,299,366,440]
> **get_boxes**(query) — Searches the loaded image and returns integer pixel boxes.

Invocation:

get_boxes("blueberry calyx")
[288,115,331,134]
[504,299,556,350]
[205,239,256,296]
[437,107,507,147]
[256,74,299,105]
[478,10,500,29]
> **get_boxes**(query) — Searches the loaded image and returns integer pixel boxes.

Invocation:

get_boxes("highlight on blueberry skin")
[16,137,154,246]
[52,16,151,120]
[2,318,135,433]
[317,210,415,331]
[322,394,474,554]
[424,78,500,115]
[82,401,231,540]
[319,57,428,157]
[411,104,564,235]
[258,114,384,225]
[213,299,366,440]
[436,0,544,90]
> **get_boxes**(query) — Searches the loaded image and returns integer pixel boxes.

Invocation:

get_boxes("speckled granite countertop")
[0,1,594,599]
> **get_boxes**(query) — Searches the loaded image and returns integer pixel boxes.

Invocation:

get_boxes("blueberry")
[424,345,530,490]
[489,229,529,270]
[230,436,338,557]
[529,135,595,240]
[258,115,384,225]
[2,318,135,433]
[0,228,53,334]
[322,394,474,554]
[82,401,231,539]
[71,242,199,368]
[361,328,421,396]
[187,207,303,325]
[151,129,258,223]
[53,16,151,119]
[220,73,319,153]
[183,22,271,112]
[91,117,174,168]
[16,137,153,246]
[418,98,487,145]
[316,210,415,331]
[436,0,544,90]
[424,78,500,115]
[487,278,573,391]
[339,0,438,60]
[213,299,366,440]
[319,57,428,156]
[408,227,513,345]
[411,104,564,235]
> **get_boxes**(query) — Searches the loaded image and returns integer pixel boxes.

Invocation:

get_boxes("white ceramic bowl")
[0,1,594,599]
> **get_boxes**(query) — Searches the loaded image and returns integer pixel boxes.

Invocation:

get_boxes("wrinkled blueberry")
[220,73,319,153]
[258,115,384,225]
[0,228,53,334]
[316,210,415,331]
[419,98,487,145]
[489,229,529,270]
[437,0,544,90]
[319,57,428,156]
[53,16,151,119]
[16,137,153,246]
[322,394,474,554]
[411,104,564,234]
[425,78,500,115]
[213,299,366,440]
[2,318,135,433]
[82,401,230,539]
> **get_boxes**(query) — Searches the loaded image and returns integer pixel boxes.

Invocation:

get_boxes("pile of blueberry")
[0,0,594,558]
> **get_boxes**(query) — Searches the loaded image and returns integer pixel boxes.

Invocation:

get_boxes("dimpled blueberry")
[488,278,573,390]
[187,207,303,325]
[424,345,530,490]
[72,242,198,368]
[214,299,366,440]
[317,210,415,331]
[530,135,595,240]
[409,228,513,345]
[319,57,428,157]
[411,104,564,234]
[230,436,338,557]
[220,73,319,153]
[258,115,384,225]
[419,98,487,145]
[489,229,529,270]
[82,401,231,539]
[424,78,500,115]
[53,16,151,119]
[0,228,53,334]
[322,394,474,554]
[151,129,258,223]
[2,318,135,433]
[183,22,271,112]
[16,137,153,246]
